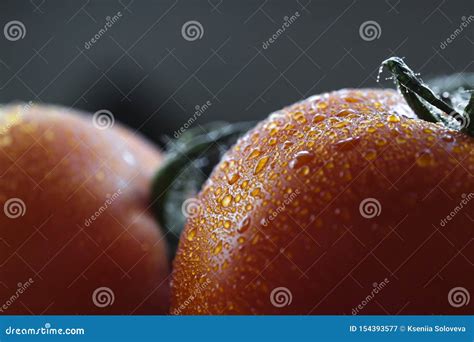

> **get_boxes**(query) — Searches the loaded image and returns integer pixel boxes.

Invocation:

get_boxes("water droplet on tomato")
[387,114,400,123]
[335,136,361,151]
[221,194,233,207]
[344,97,360,103]
[290,150,314,169]
[363,149,377,161]
[247,149,261,160]
[312,114,326,124]
[416,150,435,167]
[336,109,355,117]
[227,172,239,185]
[254,156,270,174]
[375,138,387,146]
[366,126,377,133]
[317,102,328,109]
[251,187,261,197]
[441,134,454,142]
[334,121,349,128]
[239,217,251,233]
[187,228,197,241]
[300,165,310,176]
[213,241,223,255]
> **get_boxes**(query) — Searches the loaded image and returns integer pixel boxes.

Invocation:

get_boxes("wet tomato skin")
[0,105,169,314]
[171,89,474,315]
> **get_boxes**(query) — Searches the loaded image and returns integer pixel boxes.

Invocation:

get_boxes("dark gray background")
[0,0,472,145]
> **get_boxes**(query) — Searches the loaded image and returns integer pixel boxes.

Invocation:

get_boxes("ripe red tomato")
[171,89,473,314]
[0,105,169,314]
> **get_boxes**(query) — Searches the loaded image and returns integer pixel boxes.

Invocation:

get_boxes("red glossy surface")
[0,105,169,314]
[171,89,473,314]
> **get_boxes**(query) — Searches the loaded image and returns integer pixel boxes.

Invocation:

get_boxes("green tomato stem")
[463,93,474,136]
[381,57,473,136]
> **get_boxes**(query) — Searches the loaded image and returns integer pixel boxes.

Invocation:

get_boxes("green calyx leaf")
[381,57,474,136]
